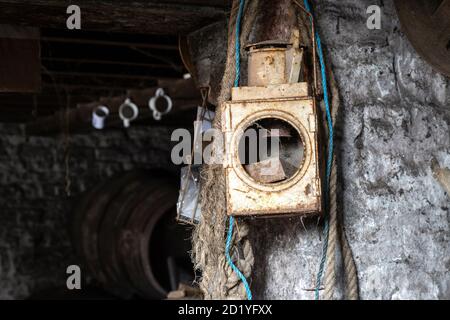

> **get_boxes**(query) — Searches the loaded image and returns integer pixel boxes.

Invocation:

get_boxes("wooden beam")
[26,78,201,135]
[252,0,296,43]
[41,57,179,70]
[0,1,228,35]
[41,36,179,50]
[41,83,148,92]
[45,71,179,81]
[0,25,41,92]
[153,0,230,7]
[25,98,199,135]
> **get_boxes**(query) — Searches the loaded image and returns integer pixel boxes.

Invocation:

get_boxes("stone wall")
[249,0,450,299]
[0,124,176,299]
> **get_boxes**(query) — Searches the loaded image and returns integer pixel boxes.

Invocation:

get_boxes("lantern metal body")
[222,41,322,217]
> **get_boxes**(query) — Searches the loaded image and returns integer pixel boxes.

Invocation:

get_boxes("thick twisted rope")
[340,227,359,299]
[295,0,359,300]
[224,0,253,301]
[323,161,338,299]
[323,69,359,300]
[192,0,239,299]
[192,0,257,300]
[322,69,340,300]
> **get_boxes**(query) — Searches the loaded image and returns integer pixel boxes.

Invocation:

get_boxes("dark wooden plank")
[158,0,230,7]
[0,1,228,35]
[41,57,177,70]
[252,0,296,43]
[26,78,201,135]
[0,25,41,93]
[45,71,179,81]
[41,37,178,50]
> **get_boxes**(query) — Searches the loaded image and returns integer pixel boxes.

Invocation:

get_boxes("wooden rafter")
[0,1,229,35]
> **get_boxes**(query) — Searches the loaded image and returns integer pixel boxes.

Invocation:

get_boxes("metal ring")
[119,98,139,128]
[92,105,110,130]
[149,88,172,121]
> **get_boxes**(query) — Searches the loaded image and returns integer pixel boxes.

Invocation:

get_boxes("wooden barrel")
[71,170,193,299]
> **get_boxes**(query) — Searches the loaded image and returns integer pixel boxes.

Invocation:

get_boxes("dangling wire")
[225,0,253,301]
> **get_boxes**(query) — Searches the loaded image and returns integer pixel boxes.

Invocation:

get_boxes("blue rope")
[225,0,253,301]
[303,0,334,300]
[226,216,253,300]
[234,0,245,87]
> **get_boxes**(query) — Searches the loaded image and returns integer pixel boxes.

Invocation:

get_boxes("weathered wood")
[252,0,297,43]
[25,98,199,135]
[45,71,178,81]
[41,57,178,70]
[0,1,229,35]
[26,79,201,135]
[158,0,229,6]
[41,36,179,50]
[0,25,41,92]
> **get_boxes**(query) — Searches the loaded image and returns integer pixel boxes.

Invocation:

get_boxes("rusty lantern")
[222,38,322,217]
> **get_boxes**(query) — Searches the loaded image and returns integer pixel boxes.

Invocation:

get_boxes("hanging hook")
[119,98,139,128]
[149,88,172,121]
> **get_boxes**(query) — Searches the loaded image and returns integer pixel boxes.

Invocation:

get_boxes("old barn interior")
[0,0,449,301]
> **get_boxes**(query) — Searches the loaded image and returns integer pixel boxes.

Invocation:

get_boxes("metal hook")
[119,98,139,128]
[149,88,172,121]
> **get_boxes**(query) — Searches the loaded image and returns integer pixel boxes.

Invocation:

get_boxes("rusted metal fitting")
[247,37,304,87]
[247,40,291,86]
